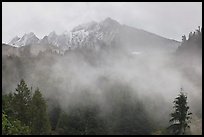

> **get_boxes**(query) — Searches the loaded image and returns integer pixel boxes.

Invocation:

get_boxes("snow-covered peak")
[72,21,97,32]
[8,32,39,47]
[12,35,20,40]
[8,36,20,46]
[100,17,120,26]
[103,17,115,22]
[6,17,180,54]
[22,32,38,40]
[20,32,39,44]
[8,17,122,49]
[8,18,121,48]
[27,32,35,36]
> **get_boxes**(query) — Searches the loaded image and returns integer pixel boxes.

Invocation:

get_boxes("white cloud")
[2,2,202,43]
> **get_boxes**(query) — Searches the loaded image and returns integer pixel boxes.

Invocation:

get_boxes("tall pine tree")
[11,79,32,127]
[168,89,192,135]
[31,88,51,135]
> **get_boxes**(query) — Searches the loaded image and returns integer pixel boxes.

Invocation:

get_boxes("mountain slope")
[5,17,180,55]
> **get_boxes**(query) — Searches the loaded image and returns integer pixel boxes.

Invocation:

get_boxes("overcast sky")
[2,2,202,43]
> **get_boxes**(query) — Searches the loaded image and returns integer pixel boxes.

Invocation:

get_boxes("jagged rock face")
[8,36,20,46]
[9,32,39,47]
[7,17,180,53]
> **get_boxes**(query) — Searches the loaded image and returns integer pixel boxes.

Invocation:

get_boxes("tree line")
[2,79,192,135]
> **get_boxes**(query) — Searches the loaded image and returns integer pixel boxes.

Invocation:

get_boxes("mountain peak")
[72,21,98,32]
[28,32,35,35]
[8,36,20,46]
[11,35,20,41]
[9,32,39,47]
[102,17,120,25]
[23,32,37,38]
[99,17,120,30]
[49,31,57,36]
[104,17,114,21]
[7,17,180,52]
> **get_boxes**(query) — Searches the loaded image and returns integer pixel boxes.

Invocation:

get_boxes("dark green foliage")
[11,79,32,126]
[56,101,106,135]
[2,93,14,117]
[3,79,155,135]
[2,79,51,135]
[103,88,153,135]
[2,112,31,135]
[55,84,154,135]
[30,88,51,135]
[168,90,192,135]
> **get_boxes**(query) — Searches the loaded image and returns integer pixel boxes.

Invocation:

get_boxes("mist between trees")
[2,28,202,135]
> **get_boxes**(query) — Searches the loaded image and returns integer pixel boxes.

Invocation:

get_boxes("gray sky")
[2,2,202,43]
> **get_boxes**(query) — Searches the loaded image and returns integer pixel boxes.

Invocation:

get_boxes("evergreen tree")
[2,112,31,135]
[168,89,192,135]
[2,93,14,117]
[11,79,32,126]
[30,88,51,135]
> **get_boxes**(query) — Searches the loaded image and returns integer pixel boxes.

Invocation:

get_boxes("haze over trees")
[2,17,202,135]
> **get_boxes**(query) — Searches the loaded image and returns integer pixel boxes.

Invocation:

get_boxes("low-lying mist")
[2,44,202,134]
